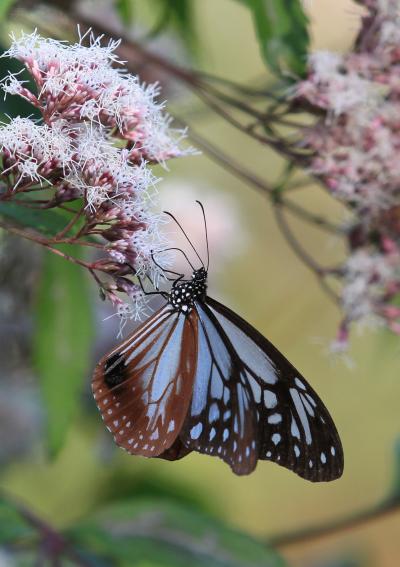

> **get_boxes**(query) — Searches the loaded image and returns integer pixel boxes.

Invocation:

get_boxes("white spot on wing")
[247,375,261,402]
[209,403,220,423]
[190,423,203,440]
[295,377,306,391]
[211,370,224,400]
[305,393,317,408]
[268,413,282,424]
[264,390,277,409]
[291,416,301,439]
[272,433,281,445]
[290,388,312,445]
[150,428,159,441]
[300,393,315,417]
[223,388,230,404]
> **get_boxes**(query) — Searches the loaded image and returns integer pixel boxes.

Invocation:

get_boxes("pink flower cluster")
[295,0,400,344]
[0,31,192,322]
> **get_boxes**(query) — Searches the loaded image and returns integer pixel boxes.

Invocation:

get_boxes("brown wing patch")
[92,307,198,457]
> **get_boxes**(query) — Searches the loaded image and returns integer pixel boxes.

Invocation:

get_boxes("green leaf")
[0,201,69,236]
[0,496,36,544]
[0,44,40,118]
[70,499,285,567]
[146,0,198,53]
[33,245,93,457]
[115,0,134,25]
[167,0,198,52]
[235,0,310,77]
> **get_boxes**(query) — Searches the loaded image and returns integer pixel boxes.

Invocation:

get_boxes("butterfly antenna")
[163,210,205,269]
[156,247,197,272]
[196,200,209,271]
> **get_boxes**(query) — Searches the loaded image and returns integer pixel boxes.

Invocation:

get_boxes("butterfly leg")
[151,250,183,282]
[136,274,168,299]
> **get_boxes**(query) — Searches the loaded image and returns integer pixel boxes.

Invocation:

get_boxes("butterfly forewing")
[92,305,198,457]
[206,297,344,481]
[179,301,259,475]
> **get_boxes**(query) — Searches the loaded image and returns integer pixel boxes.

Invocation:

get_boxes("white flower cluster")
[294,0,400,345]
[342,250,394,324]
[0,31,193,324]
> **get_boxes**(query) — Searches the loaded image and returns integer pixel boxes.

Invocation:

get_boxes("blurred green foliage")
[33,246,93,457]
[0,495,286,566]
[115,0,198,53]
[0,0,16,24]
[115,0,134,26]
[234,0,309,77]
[72,499,286,567]
[0,498,36,544]
[114,0,309,73]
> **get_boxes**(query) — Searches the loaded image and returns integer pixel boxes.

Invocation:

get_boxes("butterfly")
[92,202,344,481]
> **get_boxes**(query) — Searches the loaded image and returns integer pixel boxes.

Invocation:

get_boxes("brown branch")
[273,204,341,304]
[0,221,95,270]
[177,119,341,234]
[54,205,84,239]
[268,494,400,548]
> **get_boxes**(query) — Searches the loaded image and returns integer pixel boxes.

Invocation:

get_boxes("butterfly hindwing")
[179,301,259,475]
[92,305,198,457]
[206,297,344,481]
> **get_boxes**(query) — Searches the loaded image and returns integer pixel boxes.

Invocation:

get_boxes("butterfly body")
[169,267,207,313]
[92,265,344,482]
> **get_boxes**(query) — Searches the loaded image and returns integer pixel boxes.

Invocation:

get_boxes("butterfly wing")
[92,305,198,457]
[177,300,259,475]
[204,296,344,481]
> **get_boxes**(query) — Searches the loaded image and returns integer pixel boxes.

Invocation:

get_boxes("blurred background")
[1,1,400,566]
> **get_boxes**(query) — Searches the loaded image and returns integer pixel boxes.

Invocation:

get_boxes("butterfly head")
[192,267,207,283]
[169,268,208,314]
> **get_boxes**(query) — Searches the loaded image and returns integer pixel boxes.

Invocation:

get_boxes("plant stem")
[177,119,341,233]
[54,206,84,240]
[273,203,341,304]
[0,492,94,566]
[268,495,400,548]
[0,221,94,270]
